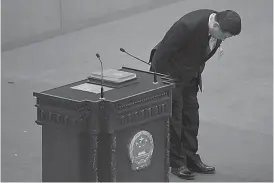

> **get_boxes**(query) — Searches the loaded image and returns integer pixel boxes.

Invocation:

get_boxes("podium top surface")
[34,67,174,103]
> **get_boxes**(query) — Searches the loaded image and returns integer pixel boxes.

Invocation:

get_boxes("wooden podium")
[33,67,174,182]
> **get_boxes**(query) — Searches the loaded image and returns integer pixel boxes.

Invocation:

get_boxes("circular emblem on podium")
[129,130,154,171]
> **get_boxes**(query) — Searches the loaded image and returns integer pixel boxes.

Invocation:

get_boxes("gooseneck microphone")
[95,53,104,99]
[120,48,158,84]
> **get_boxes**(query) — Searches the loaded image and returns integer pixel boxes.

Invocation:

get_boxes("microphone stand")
[96,53,104,99]
[120,48,158,84]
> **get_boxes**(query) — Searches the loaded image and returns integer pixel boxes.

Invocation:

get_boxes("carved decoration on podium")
[110,133,117,182]
[117,92,169,110]
[165,119,170,181]
[91,135,99,182]
[120,103,167,127]
[129,130,154,171]
[36,107,91,126]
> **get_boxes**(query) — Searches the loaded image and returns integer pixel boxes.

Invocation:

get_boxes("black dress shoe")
[187,158,216,174]
[171,165,195,180]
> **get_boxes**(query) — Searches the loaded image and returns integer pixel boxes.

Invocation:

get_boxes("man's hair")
[216,10,242,35]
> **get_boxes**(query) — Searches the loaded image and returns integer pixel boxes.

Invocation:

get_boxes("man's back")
[150,9,217,85]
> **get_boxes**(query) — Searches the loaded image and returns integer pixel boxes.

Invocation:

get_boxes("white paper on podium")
[71,83,113,94]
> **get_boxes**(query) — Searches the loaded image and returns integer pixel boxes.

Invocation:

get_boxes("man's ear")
[213,22,220,28]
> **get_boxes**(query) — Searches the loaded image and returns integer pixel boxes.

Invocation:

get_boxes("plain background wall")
[1,0,61,46]
[1,0,182,51]
[61,0,153,27]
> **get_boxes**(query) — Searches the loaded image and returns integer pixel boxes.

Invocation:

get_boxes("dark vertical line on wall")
[59,0,63,29]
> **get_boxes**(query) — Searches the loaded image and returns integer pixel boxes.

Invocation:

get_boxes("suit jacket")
[149,9,222,89]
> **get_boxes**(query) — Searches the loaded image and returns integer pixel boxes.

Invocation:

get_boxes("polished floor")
[1,0,273,181]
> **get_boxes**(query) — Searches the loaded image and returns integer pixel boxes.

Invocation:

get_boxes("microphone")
[95,53,104,99]
[120,48,158,84]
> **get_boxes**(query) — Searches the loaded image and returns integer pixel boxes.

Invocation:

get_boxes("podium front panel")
[33,67,174,182]
[94,87,172,182]
[114,117,169,181]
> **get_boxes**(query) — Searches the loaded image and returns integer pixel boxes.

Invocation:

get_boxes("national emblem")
[128,130,154,171]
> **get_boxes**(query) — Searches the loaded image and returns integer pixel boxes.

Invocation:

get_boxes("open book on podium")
[33,67,175,182]
[71,68,139,94]
[89,68,137,84]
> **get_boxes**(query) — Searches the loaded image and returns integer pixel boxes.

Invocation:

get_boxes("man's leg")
[181,77,216,174]
[169,84,195,179]
[181,77,200,158]
[169,85,185,168]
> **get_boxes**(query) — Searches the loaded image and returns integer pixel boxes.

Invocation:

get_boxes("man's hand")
[218,46,224,59]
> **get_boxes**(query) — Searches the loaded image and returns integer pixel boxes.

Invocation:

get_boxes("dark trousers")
[149,56,201,168]
[169,77,201,168]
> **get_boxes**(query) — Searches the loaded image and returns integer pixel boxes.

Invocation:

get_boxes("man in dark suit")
[149,9,241,180]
